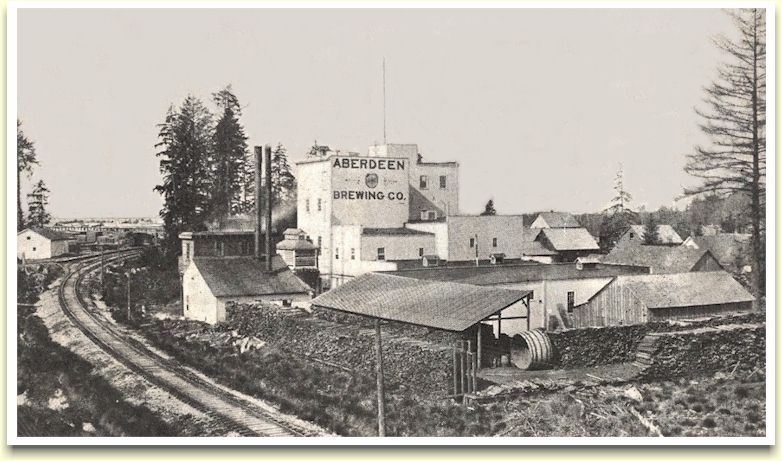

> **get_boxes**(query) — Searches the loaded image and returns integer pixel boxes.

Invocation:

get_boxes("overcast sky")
[17,8,736,219]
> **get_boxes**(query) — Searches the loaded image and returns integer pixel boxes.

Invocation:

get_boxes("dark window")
[305,199,310,212]
[439,175,447,189]
[420,175,428,189]
[567,291,575,312]
[26,236,31,240]
[32,247,37,252]
[427,211,437,220]
[492,237,498,247]
[377,247,385,261]
[335,247,339,260]
[529,290,535,299]
[317,198,322,211]
[469,238,475,248]
[419,248,424,257]
[317,236,322,248]
[350,248,355,260]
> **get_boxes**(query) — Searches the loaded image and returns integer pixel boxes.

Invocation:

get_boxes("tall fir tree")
[600,164,637,250]
[210,85,249,220]
[480,199,497,216]
[642,214,661,245]
[685,9,765,297]
[269,143,296,207]
[154,96,214,257]
[17,120,39,231]
[27,180,51,227]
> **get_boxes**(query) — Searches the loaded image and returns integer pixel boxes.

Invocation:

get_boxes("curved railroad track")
[57,251,319,437]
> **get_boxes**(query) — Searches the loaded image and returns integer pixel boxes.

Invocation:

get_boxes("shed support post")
[476,325,482,371]
[497,311,502,338]
[374,319,386,437]
[452,344,459,396]
[525,296,531,331]
[460,340,467,398]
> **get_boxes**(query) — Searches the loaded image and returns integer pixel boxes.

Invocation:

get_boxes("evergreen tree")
[480,199,497,216]
[210,85,249,220]
[306,141,330,158]
[642,214,661,245]
[154,96,214,257]
[17,120,38,231]
[270,143,296,207]
[605,164,633,215]
[600,164,637,250]
[685,9,766,297]
[27,180,51,227]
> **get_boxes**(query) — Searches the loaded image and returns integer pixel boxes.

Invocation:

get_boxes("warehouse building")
[569,271,754,327]
[17,227,76,260]
[614,224,684,247]
[602,245,723,274]
[296,143,531,288]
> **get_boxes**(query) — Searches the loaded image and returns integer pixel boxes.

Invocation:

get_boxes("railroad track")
[57,251,319,437]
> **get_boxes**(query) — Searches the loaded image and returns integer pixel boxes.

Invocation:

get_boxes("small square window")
[26,236,31,240]
[32,247,37,252]
[317,198,322,211]
[419,248,424,257]
[439,175,447,189]
[469,238,475,248]
[377,247,385,261]
[492,237,498,247]
[335,248,340,260]
[350,248,355,260]
[419,175,428,189]
[305,199,310,212]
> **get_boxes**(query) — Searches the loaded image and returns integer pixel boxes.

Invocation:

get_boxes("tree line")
[17,120,52,230]
[154,85,296,259]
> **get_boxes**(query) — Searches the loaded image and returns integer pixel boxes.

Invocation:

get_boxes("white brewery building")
[296,143,528,288]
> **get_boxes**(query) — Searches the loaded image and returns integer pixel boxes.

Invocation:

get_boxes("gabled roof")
[537,228,600,251]
[310,273,531,332]
[591,272,754,309]
[19,227,74,241]
[192,256,310,298]
[283,228,306,236]
[626,225,683,245]
[686,234,752,264]
[362,227,434,236]
[602,245,719,274]
[521,241,559,256]
[533,212,581,228]
[276,238,317,251]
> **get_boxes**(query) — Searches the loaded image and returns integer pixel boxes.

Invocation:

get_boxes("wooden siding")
[648,301,753,321]
[568,282,647,328]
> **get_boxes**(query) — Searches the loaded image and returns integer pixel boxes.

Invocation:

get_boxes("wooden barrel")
[510,329,554,370]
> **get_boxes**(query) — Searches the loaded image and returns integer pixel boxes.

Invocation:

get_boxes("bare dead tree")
[685,8,765,298]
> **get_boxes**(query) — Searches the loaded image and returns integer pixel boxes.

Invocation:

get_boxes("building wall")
[408,163,459,221]
[182,263,220,324]
[17,230,70,260]
[647,302,753,321]
[446,215,526,261]
[405,222,449,259]
[360,233,437,263]
[529,215,548,229]
[569,282,647,328]
[297,159,334,274]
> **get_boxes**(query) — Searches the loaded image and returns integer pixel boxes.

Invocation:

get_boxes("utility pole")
[474,233,479,267]
[100,247,105,291]
[126,271,131,322]
[375,318,386,437]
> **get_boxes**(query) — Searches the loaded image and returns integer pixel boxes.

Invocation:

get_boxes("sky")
[16,7,737,219]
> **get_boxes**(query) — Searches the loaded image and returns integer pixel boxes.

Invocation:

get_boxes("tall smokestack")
[264,144,273,272]
[254,146,262,260]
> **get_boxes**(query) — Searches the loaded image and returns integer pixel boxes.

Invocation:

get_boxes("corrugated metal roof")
[21,227,74,241]
[609,271,754,309]
[362,227,434,236]
[193,256,310,298]
[602,245,718,274]
[627,225,683,244]
[538,228,600,251]
[535,212,581,228]
[384,262,648,285]
[311,273,531,331]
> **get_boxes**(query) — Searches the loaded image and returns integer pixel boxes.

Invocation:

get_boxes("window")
[427,211,437,220]
[215,241,224,256]
[529,290,535,300]
[492,237,498,247]
[567,291,575,312]
[185,296,189,311]
[335,247,339,260]
[184,242,191,260]
[26,236,31,240]
[419,248,424,257]
[305,199,310,212]
[420,175,428,189]
[317,198,322,211]
[32,247,37,252]
[469,238,475,248]
[377,247,385,261]
[350,248,355,260]
[317,236,322,248]
[440,175,447,189]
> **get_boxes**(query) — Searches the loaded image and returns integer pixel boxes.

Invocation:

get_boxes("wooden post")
[100,247,105,291]
[526,296,531,331]
[452,344,459,396]
[254,146,262,260]
[126,272,131,321]
[460,340,467,397]
[374,319,386,437]
[497,311,502,338]
[466,340,473,394]
[472,351,478,393]
[477,324,482,371]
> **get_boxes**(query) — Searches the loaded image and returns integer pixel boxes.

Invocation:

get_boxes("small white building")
[182,255,312,324]
[17,228,75,260]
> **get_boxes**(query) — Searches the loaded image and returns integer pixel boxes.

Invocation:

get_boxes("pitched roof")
[275,238,317,251]
[602,245,718,274]
[20,227,74,241]
[598,272,754,309]
[362,227,434,236]
[538,228,600,251]
[283,228,306,236]
[522,240,559,256]
[310,273,531,331]
[193,256,310,298]
[627,225,683,245]
[534,212,581,228]
[384,262,648,285]
[687,234,752,264]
